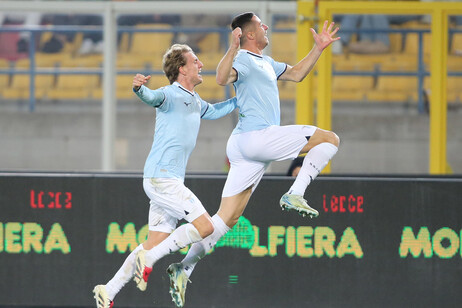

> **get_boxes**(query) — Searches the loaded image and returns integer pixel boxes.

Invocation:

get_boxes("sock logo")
[309,162,321,174]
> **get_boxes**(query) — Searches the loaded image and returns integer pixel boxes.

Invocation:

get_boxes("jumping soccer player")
[92,44,237,308]
[166,13,340,307]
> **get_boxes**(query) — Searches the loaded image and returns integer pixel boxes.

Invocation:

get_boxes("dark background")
[0,173,461,308]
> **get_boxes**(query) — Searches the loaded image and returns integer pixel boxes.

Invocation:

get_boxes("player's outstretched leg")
[93,285,114,308]
[167,263,190,308]
[133,250,152,291]
[279,193,319,218]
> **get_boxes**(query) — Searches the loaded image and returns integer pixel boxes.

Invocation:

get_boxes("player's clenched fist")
[230,27,242,49]
[133,74,151,91]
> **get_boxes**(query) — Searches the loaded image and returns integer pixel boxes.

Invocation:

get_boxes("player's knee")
[320,131,339,147]
[197,220,214,238]
[227,216,240,229]
[328,132,340,147]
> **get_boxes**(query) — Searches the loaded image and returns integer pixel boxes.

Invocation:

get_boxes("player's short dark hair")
[162,44,193,84]
[231,12,255,31]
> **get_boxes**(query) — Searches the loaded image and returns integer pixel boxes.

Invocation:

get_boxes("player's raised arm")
[216,27,241,85]
[132,73,165,108]
[279,20,340,82]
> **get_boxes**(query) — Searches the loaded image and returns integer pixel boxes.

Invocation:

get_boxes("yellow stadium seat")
[333,76,374,91]
[424,76,462,102]
[35,52,71,67]
[1,74,53,99]
[118,32,131,54]
[13,58,31,68]
[380,55,418,72]
[367,76,419,103]
[117,75,138,99]
[389,25,403,53]
[331,76,374,102]
[366,90,413,103]
[61,55,103,68]
[47,74,98,99]
[129,24,174,67]
[197,33,222,53]
[116,54,149,70]
[196,52,223,70]
[376,76,418,92]
[450,29,462,55]
[398,21,432,55]
[0,74,10,97]
[448,55,462,71]
[196,75,225,101]
[0,58,9,68]
[333,58,376,72]
[271,31,297,64]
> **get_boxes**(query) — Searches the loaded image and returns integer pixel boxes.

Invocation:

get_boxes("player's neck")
[241,43,263,55]
[177,78,195,92]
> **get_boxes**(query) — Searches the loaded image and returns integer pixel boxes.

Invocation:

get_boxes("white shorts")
[222,125,317,197]
[143,178,206,233]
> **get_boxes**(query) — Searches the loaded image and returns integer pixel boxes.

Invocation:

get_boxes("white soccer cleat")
[280,193,319,218]
[167,263,190,308]
[93,285,114,308]
[133,250,152,291]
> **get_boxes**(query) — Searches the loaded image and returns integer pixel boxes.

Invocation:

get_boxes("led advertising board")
[0,174,461,307]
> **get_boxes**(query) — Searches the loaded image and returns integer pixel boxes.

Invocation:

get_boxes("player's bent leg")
[93,285,114,308]
[167,263,190,308]
[281,129,339,218]
[190,212,214,238]
[300,128,340,154]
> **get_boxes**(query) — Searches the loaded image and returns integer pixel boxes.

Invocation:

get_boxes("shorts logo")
[184,102,191,106]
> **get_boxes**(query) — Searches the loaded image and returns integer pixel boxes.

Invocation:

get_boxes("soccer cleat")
[133,250,152,291]
[280,193,319,218]
[93,285,114,308]
[167,263,190,308]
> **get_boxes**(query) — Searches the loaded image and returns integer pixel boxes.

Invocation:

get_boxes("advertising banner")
[0,173,461,307]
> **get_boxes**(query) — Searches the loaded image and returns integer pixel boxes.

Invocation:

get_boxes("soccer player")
[166,13,341,307]
[92,44,237,308]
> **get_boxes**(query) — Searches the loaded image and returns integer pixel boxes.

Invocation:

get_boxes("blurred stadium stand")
[0,1,461,174]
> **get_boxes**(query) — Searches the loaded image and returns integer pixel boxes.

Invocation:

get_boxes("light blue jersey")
[135,81,237,180]
[231,49,287,134]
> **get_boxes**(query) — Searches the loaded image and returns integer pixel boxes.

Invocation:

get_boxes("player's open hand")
[311,20,340,51]
[230,27,242,50]
[133,73,151,90]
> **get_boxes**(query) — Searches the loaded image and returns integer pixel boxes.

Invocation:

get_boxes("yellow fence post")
[296,0,316,126]
[307,1,461,174]
[429,8,448,174]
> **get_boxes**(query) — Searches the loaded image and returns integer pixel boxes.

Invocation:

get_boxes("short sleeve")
[265,55,287,79]
[232,55,250,82]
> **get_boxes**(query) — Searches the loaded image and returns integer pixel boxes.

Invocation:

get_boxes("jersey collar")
[174,81,195,96]
[239,49,263,59]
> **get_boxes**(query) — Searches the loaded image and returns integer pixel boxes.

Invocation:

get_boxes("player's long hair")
[163,44,193,84]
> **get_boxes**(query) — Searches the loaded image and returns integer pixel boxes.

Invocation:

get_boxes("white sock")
[145,223,203,268]
[289,142,338,196]
[181,214,230,278]
[105,244,143,301]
